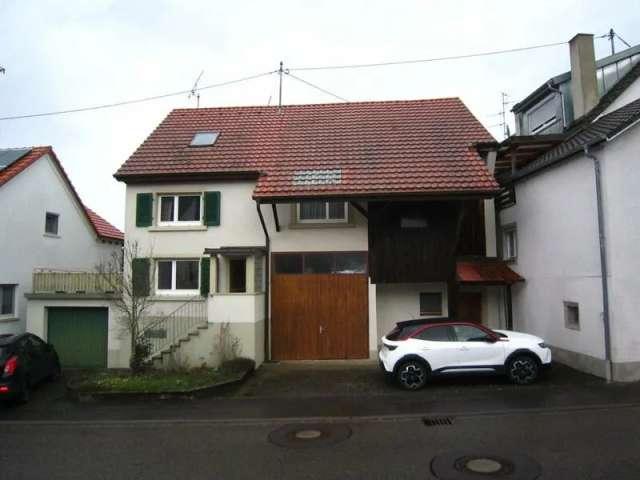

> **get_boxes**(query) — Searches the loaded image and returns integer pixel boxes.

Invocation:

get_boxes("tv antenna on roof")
[188,70,204,108]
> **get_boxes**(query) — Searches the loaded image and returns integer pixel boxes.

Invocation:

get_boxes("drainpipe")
[255,201,271,363]
[584,145,613,382]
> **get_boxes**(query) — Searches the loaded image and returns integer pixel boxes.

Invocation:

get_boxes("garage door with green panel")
[47,307,108,368]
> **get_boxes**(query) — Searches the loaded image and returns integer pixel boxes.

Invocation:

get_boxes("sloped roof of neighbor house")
[114,98,499,200]
[0,146,123,242]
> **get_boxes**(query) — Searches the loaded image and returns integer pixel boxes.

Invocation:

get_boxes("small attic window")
[189,131,219,147]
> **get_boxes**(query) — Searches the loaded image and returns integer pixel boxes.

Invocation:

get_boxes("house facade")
[486,34,640,381]
[0,147,123,354]
[113,99,522,369]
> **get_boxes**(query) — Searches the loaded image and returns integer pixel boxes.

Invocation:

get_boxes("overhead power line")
[288,40,569,71]
[285,72,349,102]
[0,71,276,121]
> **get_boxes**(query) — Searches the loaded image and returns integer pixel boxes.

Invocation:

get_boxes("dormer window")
[189,131,219,147]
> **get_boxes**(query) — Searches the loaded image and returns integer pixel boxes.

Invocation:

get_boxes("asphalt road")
[2,403,639,479]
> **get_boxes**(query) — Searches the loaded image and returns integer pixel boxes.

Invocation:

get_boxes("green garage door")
[47,307,108,368]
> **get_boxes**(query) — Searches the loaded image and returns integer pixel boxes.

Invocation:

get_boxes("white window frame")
[503,224,517,262]
[155,259,200,295]
[296,201,349,224]
[0,284,16,317]
[157,194,203,227]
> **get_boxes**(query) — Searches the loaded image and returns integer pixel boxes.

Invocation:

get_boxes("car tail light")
[0,386,8,393]
[3,356,18,376]
[383,343,398,351]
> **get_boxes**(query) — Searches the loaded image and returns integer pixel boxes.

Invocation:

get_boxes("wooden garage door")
[271,252,369,360]
[47,307,108,368]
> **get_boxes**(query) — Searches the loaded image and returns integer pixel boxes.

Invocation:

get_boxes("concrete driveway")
[232,359,604,398]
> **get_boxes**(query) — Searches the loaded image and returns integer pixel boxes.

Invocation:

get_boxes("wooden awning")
[456,259,524,285]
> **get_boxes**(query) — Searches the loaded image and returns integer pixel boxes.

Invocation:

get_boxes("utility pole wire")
[288,40,569,72]
[0,70,277,121]
[284,72,349,102]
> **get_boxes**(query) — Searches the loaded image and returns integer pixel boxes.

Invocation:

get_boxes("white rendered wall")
[375,282,449,342]
[598,124,640,365]
[0,155,120,335]
[500,154,606,361]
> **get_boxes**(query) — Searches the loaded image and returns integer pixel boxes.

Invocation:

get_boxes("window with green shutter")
[132,258,150,297]
[204,191,221,226]
[200,257,211,296]
[136,193,153,227]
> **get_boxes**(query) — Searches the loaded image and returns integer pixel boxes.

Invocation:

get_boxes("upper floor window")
[0,284,16,316]
[45,212,59,235]
[189,131,219,147]
[156,259,199,294]
[159,195,202,226]
[297,201,347,224]
[503,224,517,262]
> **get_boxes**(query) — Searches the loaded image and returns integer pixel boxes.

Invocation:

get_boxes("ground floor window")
[0,284,16,316]
[564,301,580,330]
[503,224,517,262]
[156,260,199,294]
[419,292,443,316]
[274,252,367,275]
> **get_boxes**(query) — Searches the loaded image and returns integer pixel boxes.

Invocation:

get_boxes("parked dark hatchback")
[0,333,61,403]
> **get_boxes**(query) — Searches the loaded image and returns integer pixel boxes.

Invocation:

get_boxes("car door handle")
[459,346,470,351]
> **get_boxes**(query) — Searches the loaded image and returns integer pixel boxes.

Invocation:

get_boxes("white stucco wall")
[375,282,449,342]
[598,123,640,365]
[0,155,120,335]
[500,155,606,362]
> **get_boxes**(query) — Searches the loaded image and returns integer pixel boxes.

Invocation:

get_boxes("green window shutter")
[204,191,221,226]
[136,193,153,227]
[200,257,211,297]
[132,258,150,297]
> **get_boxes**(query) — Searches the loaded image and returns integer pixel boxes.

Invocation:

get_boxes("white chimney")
[569,33,599,119]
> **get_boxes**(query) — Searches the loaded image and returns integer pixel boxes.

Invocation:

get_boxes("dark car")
[0,333,61,403]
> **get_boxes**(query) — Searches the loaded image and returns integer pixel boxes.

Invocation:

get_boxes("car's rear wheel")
[507,355,540,385]
[396,359,429,390]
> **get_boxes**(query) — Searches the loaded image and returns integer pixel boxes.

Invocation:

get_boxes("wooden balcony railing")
[32,269,121,295]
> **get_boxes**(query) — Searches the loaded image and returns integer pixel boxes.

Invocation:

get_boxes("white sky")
[1,0,638,230]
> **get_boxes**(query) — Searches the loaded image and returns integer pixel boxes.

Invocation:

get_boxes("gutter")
[255,201,270,363]
[583,145,613,382]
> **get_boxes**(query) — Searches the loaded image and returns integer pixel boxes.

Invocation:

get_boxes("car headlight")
[538,342,549,349]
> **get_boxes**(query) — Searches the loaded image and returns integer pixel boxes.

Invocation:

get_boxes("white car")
[379,320,552,390]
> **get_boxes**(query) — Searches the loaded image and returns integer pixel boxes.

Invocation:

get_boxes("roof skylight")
[189,131,219,147]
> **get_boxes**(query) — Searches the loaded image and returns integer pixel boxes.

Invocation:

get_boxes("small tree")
[96,240,155,372]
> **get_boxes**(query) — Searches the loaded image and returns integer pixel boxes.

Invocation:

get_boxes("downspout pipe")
[584,145,613,381]
[255,201,270,363]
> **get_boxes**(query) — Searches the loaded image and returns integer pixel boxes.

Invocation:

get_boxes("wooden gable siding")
[368,200,484,283]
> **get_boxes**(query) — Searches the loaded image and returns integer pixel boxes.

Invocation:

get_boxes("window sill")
[151,295,204,302]
[149,226,207,232]
[43,233,61,239]
[0,316,19,324]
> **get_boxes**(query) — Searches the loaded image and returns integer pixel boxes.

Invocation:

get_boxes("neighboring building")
[483,34,640,381]
[0,146,123,356]
[106,98,521,369]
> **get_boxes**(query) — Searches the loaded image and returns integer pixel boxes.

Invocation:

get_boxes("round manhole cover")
[465,458,504,474]
[431,451,541,479]
[268,423,352,448]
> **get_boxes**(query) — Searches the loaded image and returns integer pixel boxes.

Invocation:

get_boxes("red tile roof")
[457,259,524,285]
[115,98,498,199]
[0,146,123,242]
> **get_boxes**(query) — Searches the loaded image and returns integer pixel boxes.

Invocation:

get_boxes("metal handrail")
[140,296,208,361]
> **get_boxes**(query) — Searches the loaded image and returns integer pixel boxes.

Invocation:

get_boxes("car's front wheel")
[395,359,429,390]
[507,355,540,385]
